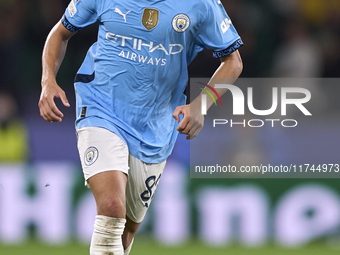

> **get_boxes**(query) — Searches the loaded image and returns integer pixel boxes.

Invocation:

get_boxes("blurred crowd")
[0,0,339,163]
[190,0,340,78]
[0,0,339,89]
[0,0,97,94]
[0,0,339,92]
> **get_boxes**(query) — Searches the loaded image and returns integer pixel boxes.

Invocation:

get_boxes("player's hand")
[39,81,70,123]
[172,102,204,140]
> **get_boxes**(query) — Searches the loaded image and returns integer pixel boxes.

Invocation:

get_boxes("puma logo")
[114,8,131,22]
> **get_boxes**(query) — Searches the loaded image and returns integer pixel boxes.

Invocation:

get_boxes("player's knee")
[98,196,125,217]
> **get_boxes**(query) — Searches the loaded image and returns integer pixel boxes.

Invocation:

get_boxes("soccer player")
[39,0,243,254]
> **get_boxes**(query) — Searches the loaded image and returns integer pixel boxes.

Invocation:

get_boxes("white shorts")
[76,127,166,223]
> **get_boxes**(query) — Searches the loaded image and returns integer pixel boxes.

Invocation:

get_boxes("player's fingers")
[42,110,53,123]
[46,108,61,122]
[178,121,190,134]
[186,126,197,140]
[39,106,48,122]
[185,122,199,139]
[187,125,200,140]
[172,107,182,123]
[45,102,61,122]
[177,115,189,132]
[45,94,64,120]
[177,109,190,131]
[48,97,64,118]
[39,100,50,122]
[186,117,204,140]
[181,120,191,135]
[59,91,70,107]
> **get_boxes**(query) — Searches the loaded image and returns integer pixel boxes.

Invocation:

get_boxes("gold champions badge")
[142,8,159,30]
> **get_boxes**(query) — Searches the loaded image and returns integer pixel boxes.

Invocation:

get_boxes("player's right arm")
[39,22,76,123]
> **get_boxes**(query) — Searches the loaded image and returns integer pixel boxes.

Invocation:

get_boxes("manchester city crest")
[84,147,98,166]
[172,14,190,32]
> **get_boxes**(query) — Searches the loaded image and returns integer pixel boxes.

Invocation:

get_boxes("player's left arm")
[173,50,243,140]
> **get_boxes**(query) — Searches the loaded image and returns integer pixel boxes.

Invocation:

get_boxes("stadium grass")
[1,239,340,255]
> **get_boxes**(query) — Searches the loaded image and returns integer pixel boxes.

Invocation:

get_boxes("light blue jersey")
[62,0,243,163]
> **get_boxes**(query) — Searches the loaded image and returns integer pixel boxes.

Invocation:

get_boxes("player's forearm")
[205,51,243,109]
[41,22,70,87]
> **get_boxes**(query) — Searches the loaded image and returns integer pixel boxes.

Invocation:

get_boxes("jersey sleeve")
[61,0,97,32]
[196,0,243,58]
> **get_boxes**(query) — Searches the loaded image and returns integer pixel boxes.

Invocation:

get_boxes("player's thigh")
[88,170,128,216]
[126,154,166,223]
[77,127,130,216]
